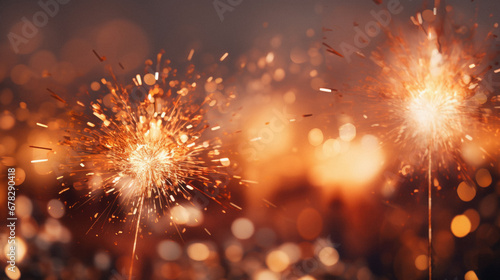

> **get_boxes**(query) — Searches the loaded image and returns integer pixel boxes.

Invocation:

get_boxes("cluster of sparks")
[31,52,244,277]
[350,7,499,279]
[367,30,495,163]
[48,51,242,277]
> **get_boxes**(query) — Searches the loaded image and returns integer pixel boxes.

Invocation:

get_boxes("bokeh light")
[231,218,255,240]
[187,243,210,261]
[265,250,290,272]
[451,215,472,238]
[457,181,476,202]
[464,270,479,280]
[318,246,339,266]
[47,199,65,219]
[297,208,323,240]
[476,169,492,188]
[414,254,428,271]
[158,240,182,261]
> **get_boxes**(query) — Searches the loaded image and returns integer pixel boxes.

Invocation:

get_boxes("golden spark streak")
[187,49,194,61]
[219,52,229,62]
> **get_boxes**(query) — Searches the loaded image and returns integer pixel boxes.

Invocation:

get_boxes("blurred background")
[0,0,499,279]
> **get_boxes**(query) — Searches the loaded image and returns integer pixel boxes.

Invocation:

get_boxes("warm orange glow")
[414,254,428,271]
[157,240,182,261]
[187,243,210,261]
[451,215,471,238]
[170,205,203,226]
[231,218,255,240]
[318,247,339,266]
[308,128,324,146]
[225,244,243,263]
[297,208,323,240]
[4,265,20,280]
[310,138,384,193]
[463,209,480,232]
[475,168,492,188]
[464,270,479,280]
[254,270,279,280]
[265,250,290,272]
[3,238,27,264]
[457,182,476,202]
[47,199,65,219]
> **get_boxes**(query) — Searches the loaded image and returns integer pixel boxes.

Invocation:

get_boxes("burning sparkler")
[326,6,499,279]
[35,51,240,279]
[371,14,497,280]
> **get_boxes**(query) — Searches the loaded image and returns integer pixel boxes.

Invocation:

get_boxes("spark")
[241,179,258,184]
[187,49,194,61]
[59,188,70,194]
[47,88,67,104]
[219,52,229,62]
[229,202,242,210]
[31,159,48,163]
[92,49,105,62]
[135,74,142,86]
[262,199,277,208]
[29,145,52,151]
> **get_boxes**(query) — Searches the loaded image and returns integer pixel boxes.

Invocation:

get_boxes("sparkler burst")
[368,30,494,162]
[69,87,224,215]
[43,51,240,278]
[328,7,499,279]
[382,22,496,280]
[61,54,237,225]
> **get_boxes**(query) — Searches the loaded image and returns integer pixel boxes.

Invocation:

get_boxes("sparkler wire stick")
[129,196,143,280]
[428,145,432,279]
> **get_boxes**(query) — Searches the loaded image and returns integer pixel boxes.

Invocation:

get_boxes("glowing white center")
[408,96,440,133]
